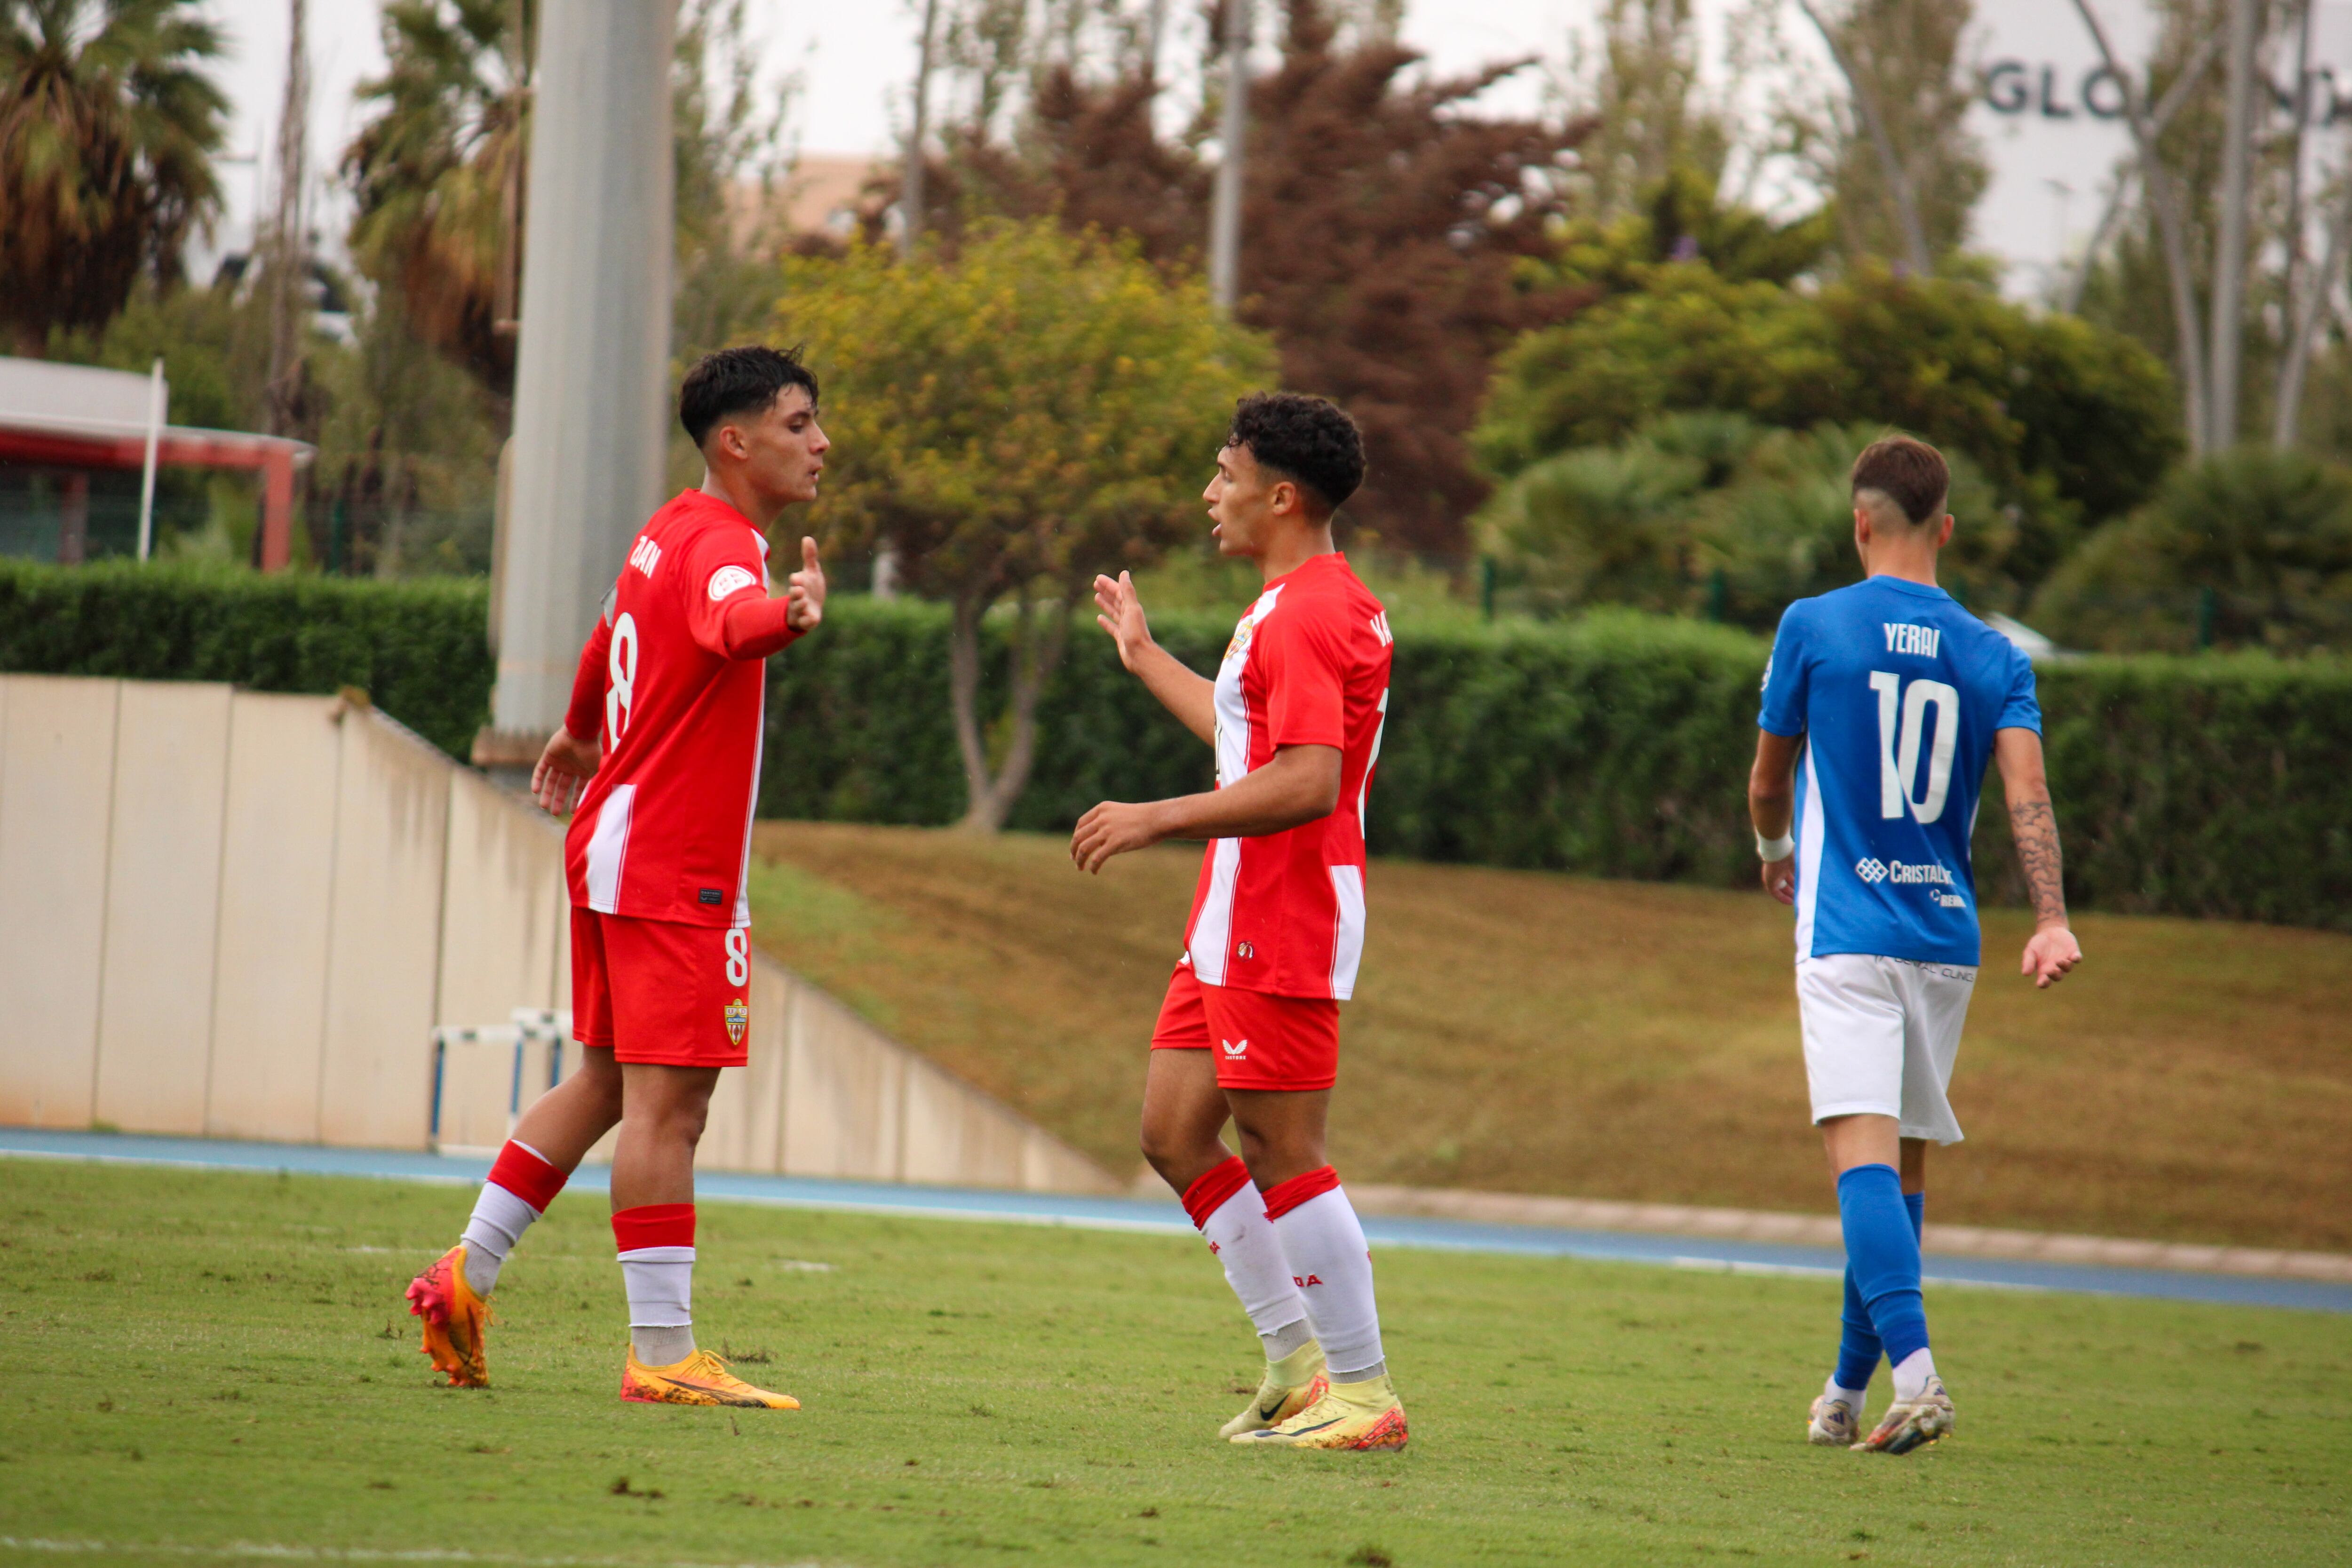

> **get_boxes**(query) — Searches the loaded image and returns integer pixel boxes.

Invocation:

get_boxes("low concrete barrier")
[0,674,1111,1194]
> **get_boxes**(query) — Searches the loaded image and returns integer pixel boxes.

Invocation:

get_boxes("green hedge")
[0,559,493,759]
[763,604,1798,884]
[5,561,2345,931]
[768,599,2352,931]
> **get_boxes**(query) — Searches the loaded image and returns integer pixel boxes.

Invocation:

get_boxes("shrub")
[768,598,2352,931]
[0,559,492,757]
[1475,264,2182,582]
[2031,448,2352,654]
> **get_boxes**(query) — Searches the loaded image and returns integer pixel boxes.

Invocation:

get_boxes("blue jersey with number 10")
[1759,576,2041,967]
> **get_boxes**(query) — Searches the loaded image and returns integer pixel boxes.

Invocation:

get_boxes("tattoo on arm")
[2009,798,2066,925]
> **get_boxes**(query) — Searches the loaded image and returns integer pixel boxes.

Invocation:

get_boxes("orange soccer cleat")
[405,1243,492,1388]
[620,1349,800,1409]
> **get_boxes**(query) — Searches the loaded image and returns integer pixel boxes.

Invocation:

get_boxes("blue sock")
[1833,1265,1883,1393]
[1837,1164,1929,1367]
[1831,1187,1927,1393]
[1832,1187,1925,1392]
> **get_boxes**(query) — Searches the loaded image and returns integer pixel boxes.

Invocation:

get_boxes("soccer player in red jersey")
[405,346,827,1408]
[1073,393,1405,1450]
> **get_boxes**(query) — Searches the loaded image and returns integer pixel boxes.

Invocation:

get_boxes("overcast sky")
[196,0,1699,266]
[195,0,2348,297]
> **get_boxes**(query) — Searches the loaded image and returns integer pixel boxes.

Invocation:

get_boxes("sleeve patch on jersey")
[707,565,759,601]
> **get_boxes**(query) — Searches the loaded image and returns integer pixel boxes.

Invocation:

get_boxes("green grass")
[4,1161,2347,1567]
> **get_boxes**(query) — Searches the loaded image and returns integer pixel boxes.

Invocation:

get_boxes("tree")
[343,0,781,406]
[0,0,228,357]
[1478,411,2016,627]
[1229,2,1588,553]
[2031,448,2352,652]
[1566,0,1729,220]
[772,221,1277,830]
[342,0,532,401]
[867,0,1589,557]
[1772,0,1985,273]
[1475,261,2182,587]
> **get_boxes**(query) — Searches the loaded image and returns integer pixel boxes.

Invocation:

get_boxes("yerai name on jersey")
[1759,576,2041,967]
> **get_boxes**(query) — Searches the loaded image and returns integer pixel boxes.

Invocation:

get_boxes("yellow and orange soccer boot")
[405,1242,491,1388]
[1219,1340,1327,1439]
[620,1349,800,1409]
[1231,1369,1408,1451]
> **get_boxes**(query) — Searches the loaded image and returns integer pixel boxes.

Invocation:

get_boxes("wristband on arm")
[1756,829,1795,862]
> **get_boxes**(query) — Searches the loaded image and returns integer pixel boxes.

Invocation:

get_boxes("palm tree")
[342,0,532,403]
[0,0,228,357]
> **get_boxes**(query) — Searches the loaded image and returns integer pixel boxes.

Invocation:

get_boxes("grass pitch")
[5,1161,2346,1568]
[746,822,2352,1253]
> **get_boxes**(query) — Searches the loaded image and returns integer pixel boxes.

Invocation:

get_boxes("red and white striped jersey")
[562,490,774,927]
[1183,552,1393,1001]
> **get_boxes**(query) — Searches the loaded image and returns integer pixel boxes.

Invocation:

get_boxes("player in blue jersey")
[1748,435,2082,1456]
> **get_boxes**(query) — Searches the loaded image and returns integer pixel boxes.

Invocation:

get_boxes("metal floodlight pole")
[136,357,164,562]
[1209,0,1251,312]
[485,0,676,763]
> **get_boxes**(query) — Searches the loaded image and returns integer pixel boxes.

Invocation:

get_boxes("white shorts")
[1796,953,1979,1145]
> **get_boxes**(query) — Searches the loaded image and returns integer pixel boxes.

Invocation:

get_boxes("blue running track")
[6,1127,2345,1315]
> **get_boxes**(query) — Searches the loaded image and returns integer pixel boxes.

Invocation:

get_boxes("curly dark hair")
[1228,392,1365,513]
[679,344,820,448]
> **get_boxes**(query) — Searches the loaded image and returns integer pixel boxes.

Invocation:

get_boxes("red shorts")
[1149,961,1339,1091]
[570,907,753,1068]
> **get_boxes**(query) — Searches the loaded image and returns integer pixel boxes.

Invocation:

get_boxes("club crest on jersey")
[723,998,749,1044]
[707,564,758,601]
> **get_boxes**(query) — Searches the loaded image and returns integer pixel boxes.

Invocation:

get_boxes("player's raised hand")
[1093,571,1153,671]
[2020,924,2082,989]
[1071,799,1167,874]
[786,535,826,632]
[531,725,601,817]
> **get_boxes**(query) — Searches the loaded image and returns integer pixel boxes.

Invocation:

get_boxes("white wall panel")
[782,981,904,1180]
[0,677,116,1127]
[1,675,1109,1191]
[434,769,566,1150]
[317,710,451,1148]
[92,682,232,1134]
[902,1056,1028,1187]
[206,693,341,1140]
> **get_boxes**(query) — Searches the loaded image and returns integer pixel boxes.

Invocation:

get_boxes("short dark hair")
[1850,434,1949,526]
[1228,392,1365,513]
[679,344,819,448]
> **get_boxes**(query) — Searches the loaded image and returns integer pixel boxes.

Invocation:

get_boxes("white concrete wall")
[93,681,231,1135]
[0,676,1112,1194]
[0,677,117,1128]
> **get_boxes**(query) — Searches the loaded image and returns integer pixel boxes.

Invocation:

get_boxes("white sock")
[1269,1186,1385,1382]
[1200,1183,1311,1351]
[1825,1375,1869,1413]
[1891,1347,1938,1402]
[619,1246,695,1366]
[459,1184,542,1296]
[1262,1318,1315,1362]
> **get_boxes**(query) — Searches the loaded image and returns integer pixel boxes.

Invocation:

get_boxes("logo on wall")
[1982,59,2352,127]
